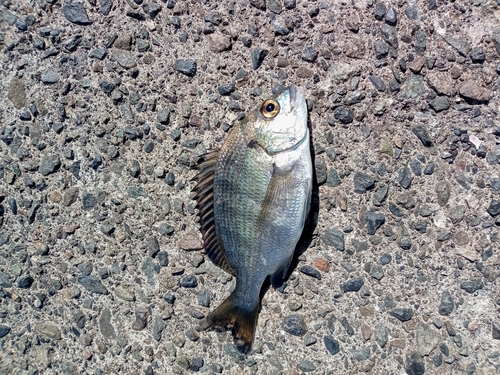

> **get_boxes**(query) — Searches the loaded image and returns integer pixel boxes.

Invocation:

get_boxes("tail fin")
[198,292,259,354]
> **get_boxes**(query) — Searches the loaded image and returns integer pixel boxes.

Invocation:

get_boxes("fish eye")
[261,99,280,119]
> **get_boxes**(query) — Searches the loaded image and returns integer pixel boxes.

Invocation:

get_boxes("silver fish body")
[193,85,312,353]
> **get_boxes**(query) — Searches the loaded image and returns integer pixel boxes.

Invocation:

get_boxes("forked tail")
[198,292,260,354]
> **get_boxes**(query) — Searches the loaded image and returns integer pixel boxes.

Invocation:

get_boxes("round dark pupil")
[265,103,275,112]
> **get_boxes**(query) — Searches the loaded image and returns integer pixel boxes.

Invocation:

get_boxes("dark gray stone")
[284,0,296,9]
[380,24,398,49]
[390,308,414,321]
[283,315,307,336]
[18,274,34,289]
[41,69,60,84]
[63,3,92,25]
[251,48,269,70]
[374,39,389,59]
[147,236,160,257]
[322,228,344,251]
[99,307,116,339]
[374,3,386,20]
[153,315,166,341]
[353,172,375,194]
[406,352,425,375]
[445,35,471,57]
[180,275,198,288]
[333,106,354,124]
[412,125,432,146]
[315,157,327,185]
[99,0,113,15]
[405,5,420,20]
[301,46,318,62]
[132,307,148,330]
[410,159,422,176]
[487,199,500,217]
[342,277,364,293]
[174,59,197,77]
[78,275,109,295]
[197,290,211,307]
[493,322,500,340]
[373,184,388,206]
[380,253,392,265]
[218,83,235,96]
[0,325,11,338]
[398,167,413,189]
[300,265,322,280]
[326,168,341,187]
[0,271,12,288]
[429,96,451,112]
[99,81,114,93]
[369,75,386,91]
[470,47,486,63]
[424,163,435,175]
[460,279,484,294]
[365,212,385,235]
[324,335,340,355]
[385,7,397,25]
[439,291,454,316]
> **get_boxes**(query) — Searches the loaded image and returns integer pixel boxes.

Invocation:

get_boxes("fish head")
[253,85,308,154]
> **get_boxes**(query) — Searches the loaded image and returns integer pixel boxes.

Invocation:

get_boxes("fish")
[192,85,313,353]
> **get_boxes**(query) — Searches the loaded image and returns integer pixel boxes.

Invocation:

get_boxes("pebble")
[115,284,135,301]
[411,125,432,146]
[353,172,375,194]
[100,0,113,15]
[300,265,321,280]
[416,322,440,356]
[492,322,500,340]
[429,96,451,112]
[333,106,354,124]
[369,75,386,92]
[78,275,109,295]
[282,315,307,336]
[342,278,364,293]
[174,59,197,77]
[324,335,340,355]
[390,308,413,322]
[365,212,385,235]
[322,228,344,251]
[36,322,62,340]
[299,360,316,372]
[0,325,10,338]
[63,2,92,25]
[209,33,231,52]
[406,352,425,375]
[487,199,500,217]
[460,279,484,294]
[397,167,413,189]
[459,80,491,103]
[380,253,392,265]
[374,39,389,59]
[7,77,27,109]
[284,0,296,9]
[41,69,60,84]
[438,291,454,316]
[18,274,34,289]
[99,307,116,339]
[251,48,268,70]
[385,7,397,25]
[315,157,327,185]
[375,324,388,348]
[444,35,471,57]
[132,307,148,330]
[374,3,386,20]
[301,46,318,62]
[178,233,203,250]
[405,5,420,20]
[0,271,12,288]
[326,168,341,187]
[180,275,198,288]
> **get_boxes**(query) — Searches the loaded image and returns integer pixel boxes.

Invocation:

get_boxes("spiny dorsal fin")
[193,152,235,276]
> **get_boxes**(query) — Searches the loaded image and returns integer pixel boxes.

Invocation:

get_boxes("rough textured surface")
[0,1,499,374]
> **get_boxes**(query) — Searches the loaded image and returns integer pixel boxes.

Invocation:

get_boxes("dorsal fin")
[192,152,236,276]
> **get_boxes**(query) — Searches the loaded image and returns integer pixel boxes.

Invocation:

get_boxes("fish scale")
[193,85,312,353]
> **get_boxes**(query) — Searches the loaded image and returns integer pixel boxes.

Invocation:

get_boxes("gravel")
[0,2,498,374]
